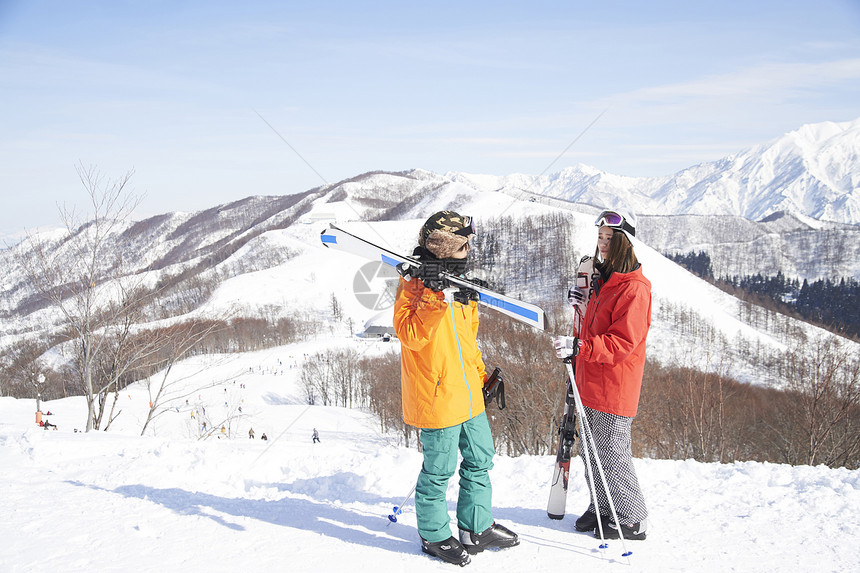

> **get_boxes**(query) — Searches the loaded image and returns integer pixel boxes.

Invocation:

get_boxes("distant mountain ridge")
[2,164,858,391]
[2,149,858,337]
[450,117,860,225]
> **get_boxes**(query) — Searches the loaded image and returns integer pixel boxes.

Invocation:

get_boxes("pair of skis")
[320,224,547,331]
[546,256,598,520]
[546,375,578,519]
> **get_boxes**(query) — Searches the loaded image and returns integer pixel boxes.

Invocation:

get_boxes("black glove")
[396,261,448,291]
[466,277,489,289]
[482,367,506,410]
[452,276,487,303]
[453,287,479,304]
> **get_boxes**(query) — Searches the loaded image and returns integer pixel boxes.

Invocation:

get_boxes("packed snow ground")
[2,338,859,573]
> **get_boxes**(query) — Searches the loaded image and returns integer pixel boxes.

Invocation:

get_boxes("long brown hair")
[593,230,639,275]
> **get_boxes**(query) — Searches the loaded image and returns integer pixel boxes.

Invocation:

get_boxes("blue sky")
[2,0,859,237]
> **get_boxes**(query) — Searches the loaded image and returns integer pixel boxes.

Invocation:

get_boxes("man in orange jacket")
[394,211,518,566]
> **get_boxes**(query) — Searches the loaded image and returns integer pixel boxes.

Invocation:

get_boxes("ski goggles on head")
[453,215,475,237]
[594,210,635,237]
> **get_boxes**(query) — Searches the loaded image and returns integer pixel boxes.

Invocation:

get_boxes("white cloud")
[599,58,860,110]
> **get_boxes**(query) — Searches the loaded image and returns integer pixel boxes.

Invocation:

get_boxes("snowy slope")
[2,339,859,573]
[638,212,860,280]
[195,198,842,386]
[7,181,850,388]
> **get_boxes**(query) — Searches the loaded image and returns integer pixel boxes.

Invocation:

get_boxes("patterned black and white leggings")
[580,406,648,525]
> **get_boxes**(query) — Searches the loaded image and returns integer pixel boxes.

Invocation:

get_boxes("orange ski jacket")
[575,265,652,418]
[394,276,487,429]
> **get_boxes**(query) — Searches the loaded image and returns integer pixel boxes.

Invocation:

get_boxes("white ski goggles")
[595,210,635,237]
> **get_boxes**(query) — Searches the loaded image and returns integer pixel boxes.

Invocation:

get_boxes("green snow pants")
[415,412,495,542]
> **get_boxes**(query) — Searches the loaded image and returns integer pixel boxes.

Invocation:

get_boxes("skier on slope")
[394,211,519,566]
[553,208,652,541]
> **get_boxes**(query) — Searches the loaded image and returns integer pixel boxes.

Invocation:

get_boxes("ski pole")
[569,368,632,561]
[572,375,607,541]
[387,481,418,525]
[564,361,633,560]
[565,370,608,540]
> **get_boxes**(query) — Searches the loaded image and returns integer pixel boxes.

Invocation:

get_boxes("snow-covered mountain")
[450,117,860,226]
[1,168,856,390]
[2,118,859,390]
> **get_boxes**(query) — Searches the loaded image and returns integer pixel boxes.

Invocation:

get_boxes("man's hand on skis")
[453,286,478,305]
[439,285,479,305]
[403,261,446,291]
[553,336,582,360]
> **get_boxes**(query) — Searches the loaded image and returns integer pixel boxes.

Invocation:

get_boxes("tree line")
[0,316,315,430]
[636,334,860,468]
[667,251,860,338]
[299,318,860,469]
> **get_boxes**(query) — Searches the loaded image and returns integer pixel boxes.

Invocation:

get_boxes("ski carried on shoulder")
[320,224,547,331]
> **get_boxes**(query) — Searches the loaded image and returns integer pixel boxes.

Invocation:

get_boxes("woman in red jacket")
[554,209,652,541]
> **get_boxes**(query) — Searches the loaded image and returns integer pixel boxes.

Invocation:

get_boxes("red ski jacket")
[575,265,652,417]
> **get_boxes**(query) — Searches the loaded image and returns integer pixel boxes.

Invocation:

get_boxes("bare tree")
[772,334,860,466]
[91,282,167,430]
[138,320,229,436]
[333,348,360,408]
[301,351,335,406]
[330,293,343,323]
[359,350,416,448]
[12,164,144,431]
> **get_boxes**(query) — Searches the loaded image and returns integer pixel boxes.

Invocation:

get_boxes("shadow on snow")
[65,475,609,561]
[66,477,415,556]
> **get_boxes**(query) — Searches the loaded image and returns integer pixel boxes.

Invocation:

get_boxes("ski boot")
[421,536,471,566]
[458,522,519,554]
[575,510,611,533]
[599,519,647,541]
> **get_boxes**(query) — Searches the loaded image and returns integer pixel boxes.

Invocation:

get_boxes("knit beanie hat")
[418,211,474,258]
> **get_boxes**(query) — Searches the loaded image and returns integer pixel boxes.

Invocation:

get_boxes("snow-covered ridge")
[449,117,860,226]
[2,169,856,391]
[637,211,860,279]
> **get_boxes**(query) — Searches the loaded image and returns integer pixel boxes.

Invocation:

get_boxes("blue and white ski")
[320,224,547,331]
